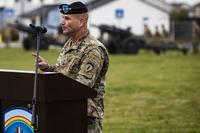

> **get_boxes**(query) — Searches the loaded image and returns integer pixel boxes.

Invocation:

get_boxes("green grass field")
[0,48,200,133]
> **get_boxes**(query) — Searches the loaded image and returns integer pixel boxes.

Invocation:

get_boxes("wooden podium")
[0,69,97,133]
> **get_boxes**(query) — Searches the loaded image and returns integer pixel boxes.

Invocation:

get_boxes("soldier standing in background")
[144,24,152,38]
[161,24,169,39]
[2,23,11,48]
[192,20,200,54]
[152,25,162,45]
[154,25,161,38]
[161,24,170,44]
[33,2,109,133]
[143,24,152,43]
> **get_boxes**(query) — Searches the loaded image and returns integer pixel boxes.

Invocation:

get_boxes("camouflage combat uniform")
[44,31,109,133]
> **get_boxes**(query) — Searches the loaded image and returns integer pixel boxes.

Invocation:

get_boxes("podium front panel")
[0,70,97,133]
[1,100,87,133]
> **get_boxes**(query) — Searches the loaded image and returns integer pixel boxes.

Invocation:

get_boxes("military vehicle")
[91,24,189,55]
[8,22,65,50]
[9,22,189,54]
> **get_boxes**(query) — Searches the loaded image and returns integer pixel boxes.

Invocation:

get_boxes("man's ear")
[79,16,86,27]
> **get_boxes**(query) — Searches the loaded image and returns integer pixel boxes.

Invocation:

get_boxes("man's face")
[60,14,81,35]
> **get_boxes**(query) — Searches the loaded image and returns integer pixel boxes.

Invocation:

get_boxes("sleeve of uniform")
[41,64,57,72]
[76,47,104,88]
[46,64,57,71]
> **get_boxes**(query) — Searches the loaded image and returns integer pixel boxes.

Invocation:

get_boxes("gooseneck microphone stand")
[29,24,47,133]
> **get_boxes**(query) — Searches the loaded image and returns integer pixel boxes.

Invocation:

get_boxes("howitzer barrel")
[8,23,36,34]
[8,22,63,50]
[91,24,132,37]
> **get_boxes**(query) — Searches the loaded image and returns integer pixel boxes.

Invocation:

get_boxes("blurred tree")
[170,9,189,21]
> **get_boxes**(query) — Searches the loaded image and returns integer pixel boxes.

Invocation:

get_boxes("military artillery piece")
[91,24,189,55]
[8,22,64,50]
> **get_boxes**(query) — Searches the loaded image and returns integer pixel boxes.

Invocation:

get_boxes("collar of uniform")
[70,30,90,49]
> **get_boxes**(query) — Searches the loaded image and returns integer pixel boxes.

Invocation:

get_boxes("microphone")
[29,24,47,34]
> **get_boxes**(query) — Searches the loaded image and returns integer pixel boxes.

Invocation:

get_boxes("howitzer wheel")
[122,38,139,54]
[106,40,118,54]
[153,49,161,55]
[23,36,49,50]
[23,37,33,50]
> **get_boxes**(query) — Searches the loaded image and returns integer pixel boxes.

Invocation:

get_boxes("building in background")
[0,0,175,48]
[170,3,191,12]
[1,0,171,35]
[18,0,92,31]
[0,7,4,30]
[193,2,200,17]
[0,0,63,25]
[88,0,171,37]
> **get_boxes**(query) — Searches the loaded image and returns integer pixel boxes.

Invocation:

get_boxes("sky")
[166,0,200,6]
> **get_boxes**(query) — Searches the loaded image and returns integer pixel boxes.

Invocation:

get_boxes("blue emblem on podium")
[3,107,34,133]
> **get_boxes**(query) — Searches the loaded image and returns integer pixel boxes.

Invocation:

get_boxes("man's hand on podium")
[32,52,48,71]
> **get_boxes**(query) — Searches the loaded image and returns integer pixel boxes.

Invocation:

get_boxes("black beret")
[59,2,88,14]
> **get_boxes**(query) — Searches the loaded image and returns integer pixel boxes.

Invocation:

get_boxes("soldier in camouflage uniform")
[192,20,200,54]
[33,2,109,133]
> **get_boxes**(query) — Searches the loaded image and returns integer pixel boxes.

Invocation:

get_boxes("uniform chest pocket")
[60,50,80,66]
[66,55,82,74]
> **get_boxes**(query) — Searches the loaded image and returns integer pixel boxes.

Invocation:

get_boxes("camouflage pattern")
[45,32,109,119]
[88,117,103,133]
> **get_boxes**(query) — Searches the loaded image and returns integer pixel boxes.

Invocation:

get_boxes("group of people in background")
[143,24,170,45]
[143,22,200,54]
[143,24,169,42]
